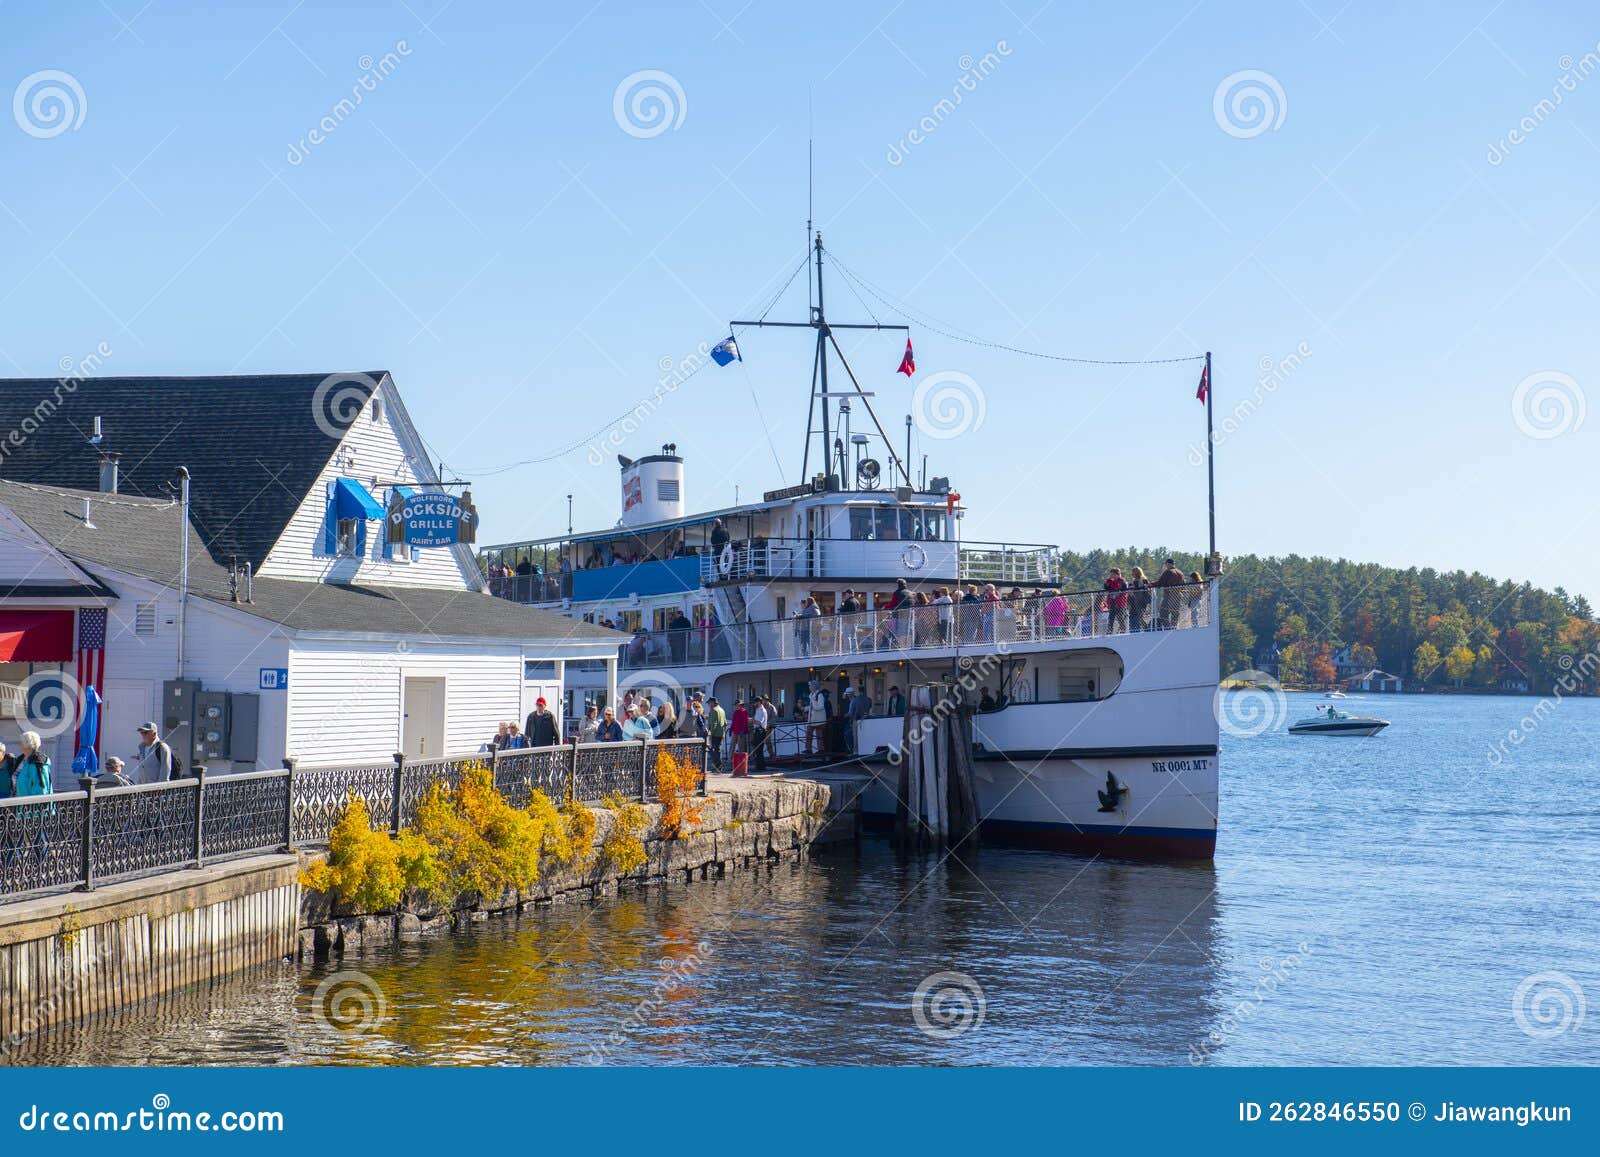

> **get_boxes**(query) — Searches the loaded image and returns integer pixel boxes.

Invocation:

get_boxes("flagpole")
[1204,349,1217,568]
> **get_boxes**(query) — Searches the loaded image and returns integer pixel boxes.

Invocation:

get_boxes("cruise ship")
[481,236,1221,860]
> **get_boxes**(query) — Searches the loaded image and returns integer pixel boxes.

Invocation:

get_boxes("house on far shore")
[1349,668,1403,693]
[1499,674,1532,694]
[1329,645,1369,681]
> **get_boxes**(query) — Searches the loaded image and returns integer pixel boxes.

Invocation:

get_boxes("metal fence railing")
[289,738,710,847]
[0,769,291,903]
[1,740,710,904]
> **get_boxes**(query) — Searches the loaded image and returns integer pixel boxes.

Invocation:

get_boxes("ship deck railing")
[479,537,1061,605]
[619,582,1214,671]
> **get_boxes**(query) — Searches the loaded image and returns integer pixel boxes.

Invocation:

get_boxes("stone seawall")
[298,774,852,961]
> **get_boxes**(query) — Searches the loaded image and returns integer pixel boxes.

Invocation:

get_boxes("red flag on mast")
[896,338,915,377]
[1195,361,1210,404]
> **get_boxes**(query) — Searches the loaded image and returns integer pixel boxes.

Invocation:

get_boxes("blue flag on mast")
[710,335,741,366]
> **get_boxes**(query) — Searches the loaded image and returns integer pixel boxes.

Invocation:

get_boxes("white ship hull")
[559,596,1222,860]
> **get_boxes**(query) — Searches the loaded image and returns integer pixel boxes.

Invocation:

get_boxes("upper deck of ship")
[478,481,1059,608]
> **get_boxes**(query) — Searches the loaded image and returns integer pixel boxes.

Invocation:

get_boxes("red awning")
[0,610,74,662]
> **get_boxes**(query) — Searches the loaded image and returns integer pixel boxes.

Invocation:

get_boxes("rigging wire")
[450,250,813,480]
[824,248,1206,366]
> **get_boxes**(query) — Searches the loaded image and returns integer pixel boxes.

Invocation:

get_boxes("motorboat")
[1289,706,1388,736]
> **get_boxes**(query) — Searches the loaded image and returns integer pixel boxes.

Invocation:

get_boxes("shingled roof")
[0,372,384,571]
[0,479,623,644]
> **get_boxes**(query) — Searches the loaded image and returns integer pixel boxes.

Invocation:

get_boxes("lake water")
[7,691,1598,1066]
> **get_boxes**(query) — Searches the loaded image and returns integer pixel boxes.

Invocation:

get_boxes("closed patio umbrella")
[72,684,100,778]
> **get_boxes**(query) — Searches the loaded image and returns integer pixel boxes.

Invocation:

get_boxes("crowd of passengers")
[608,560,1208,664]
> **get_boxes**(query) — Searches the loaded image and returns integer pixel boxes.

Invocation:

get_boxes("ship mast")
[732,232,911,489]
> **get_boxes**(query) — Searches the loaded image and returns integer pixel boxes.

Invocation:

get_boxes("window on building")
[336,518,361,557]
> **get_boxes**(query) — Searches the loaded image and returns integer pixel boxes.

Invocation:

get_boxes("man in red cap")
[525,697,559,747]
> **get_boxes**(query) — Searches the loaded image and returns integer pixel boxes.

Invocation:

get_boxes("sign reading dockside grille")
[386,489,478,547]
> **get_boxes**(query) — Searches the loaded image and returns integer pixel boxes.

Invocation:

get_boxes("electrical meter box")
[162,679,199,765]
[193,691,230,762]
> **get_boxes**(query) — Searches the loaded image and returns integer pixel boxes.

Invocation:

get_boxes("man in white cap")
[131,722,175,784]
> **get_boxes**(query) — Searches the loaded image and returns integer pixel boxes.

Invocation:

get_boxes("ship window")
[922,511,944,541]
[874,507,899,540]
[1057,670,1097,701]
[850,508,875,540]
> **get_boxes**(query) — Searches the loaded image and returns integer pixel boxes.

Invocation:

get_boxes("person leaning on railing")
[1154,559,1187,630]
[1187,571,1206,626]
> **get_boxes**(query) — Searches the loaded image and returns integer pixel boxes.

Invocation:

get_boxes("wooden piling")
[896,683,980,851]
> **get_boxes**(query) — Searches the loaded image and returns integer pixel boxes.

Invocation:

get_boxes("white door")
[401,676,445,758]
[99,679,152,770]
[524,682,562,738]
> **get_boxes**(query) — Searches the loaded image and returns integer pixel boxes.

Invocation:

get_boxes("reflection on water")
[6,842,1222,1066]
[8,692,1600,1066]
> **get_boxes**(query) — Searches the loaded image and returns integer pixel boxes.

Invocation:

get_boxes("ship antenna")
[731,160,913,489]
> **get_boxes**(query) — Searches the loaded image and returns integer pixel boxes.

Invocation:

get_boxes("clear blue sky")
[2,1,1597,607]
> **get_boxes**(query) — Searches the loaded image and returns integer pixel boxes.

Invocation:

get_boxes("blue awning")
[333,477,385,520]
[394,485,418,500]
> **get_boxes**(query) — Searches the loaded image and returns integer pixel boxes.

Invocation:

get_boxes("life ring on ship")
[902,543,928,571]
[718,543,734,577]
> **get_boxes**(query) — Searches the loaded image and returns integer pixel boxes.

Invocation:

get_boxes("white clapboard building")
[0,371,623,783]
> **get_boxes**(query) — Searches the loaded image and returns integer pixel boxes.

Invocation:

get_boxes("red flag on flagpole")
[1195,362,1210,404]
[896,338,915,377]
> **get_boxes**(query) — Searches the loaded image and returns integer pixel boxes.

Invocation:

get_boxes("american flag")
[76,608,107,750]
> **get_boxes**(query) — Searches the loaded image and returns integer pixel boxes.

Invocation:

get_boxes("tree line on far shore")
[1058,548,1599,696]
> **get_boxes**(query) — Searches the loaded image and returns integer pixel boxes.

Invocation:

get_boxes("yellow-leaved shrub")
[299,796,408,912]
[300,769,635,913]
[655,749,706,839]
[600,792,649,876]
